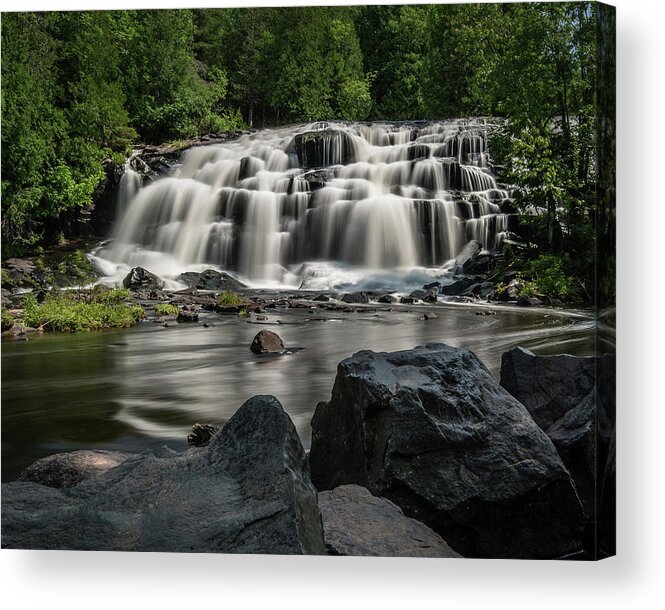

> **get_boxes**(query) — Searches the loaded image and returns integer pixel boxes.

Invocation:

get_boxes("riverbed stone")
[310,343,584,559]
[318,484,460,558]
[17,450,135,489]
[250,329,285,354]
[341,292,370,304]
[2,395,327,554]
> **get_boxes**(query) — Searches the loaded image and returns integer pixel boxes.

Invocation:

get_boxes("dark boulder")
[318,485,460,558]
[500,347,599,431]
[377,294,397,304]
[422,312,437,320]
[409,288,438,303]
[399,296,415,304]
[2,395,327,554]
[310,343,584,558]
[122,266,164,291]
[500,347,615,521]
[178,269,247,292]
[341,292,370,304]
[311,294,330,302]
[452,240,482,274]
[18,450,134,489]
[250,329,285,354]
[440,276,475,296]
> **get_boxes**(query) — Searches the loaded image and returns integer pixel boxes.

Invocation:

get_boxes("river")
[1,299,597,481]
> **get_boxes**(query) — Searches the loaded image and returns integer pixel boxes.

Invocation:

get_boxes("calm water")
[1,300,597,481]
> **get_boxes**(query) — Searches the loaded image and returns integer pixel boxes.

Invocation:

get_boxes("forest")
[1,3,610,303]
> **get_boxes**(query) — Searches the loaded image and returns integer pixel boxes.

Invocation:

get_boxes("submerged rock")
[250,329,285,354]
[2,395,327,554]
[318,484,460,558]
[310,343,583,559]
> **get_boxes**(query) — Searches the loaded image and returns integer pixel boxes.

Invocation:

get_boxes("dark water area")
[1,300,597,481]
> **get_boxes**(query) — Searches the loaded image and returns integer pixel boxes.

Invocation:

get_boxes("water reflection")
[1,303,597,480]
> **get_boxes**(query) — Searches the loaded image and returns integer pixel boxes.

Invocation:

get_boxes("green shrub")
[519,254,582,302]
[21,292,144,332]
[154,303,179,316]
[91,287,131,304]
[1,307,15,332]
[217,291,244,306]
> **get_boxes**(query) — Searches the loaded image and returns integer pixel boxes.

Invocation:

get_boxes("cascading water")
[93,120,511,290]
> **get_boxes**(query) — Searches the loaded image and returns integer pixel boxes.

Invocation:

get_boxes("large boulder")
[18,450,135,489]
[310,343,584,559]
[2,395,326,554]
[500,347,615,522]
[452,240,482,274]
[440,276,476,296]
[319,484,460,558]
[122,266,164,291]
[178,269,247,292]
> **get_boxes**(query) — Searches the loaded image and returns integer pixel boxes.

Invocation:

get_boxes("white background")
[1,0,662,608]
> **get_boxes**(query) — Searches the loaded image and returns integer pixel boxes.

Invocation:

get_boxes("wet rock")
[377,294,397,304]
[517,295,541,307]
[177,306,199,323]
[250,329,285,354]
[423,281,441,291]
[422,312,437,320]
[187,423,221,447]
[122,266,164,291]
[440,277,475,296]
[310,343,583,558]
[399,296,415,305]
[17,450,134,489]
[290,129,356,169]
[452,240,482,273]
[341,292,370,304]
[319,485,460,558]
[409,288,438,303]
[311,294,330,302]
[2,395,327,554]
[178,269,247,292]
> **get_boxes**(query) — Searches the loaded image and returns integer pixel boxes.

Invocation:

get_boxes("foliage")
[518,254,583,302]
[154,303,179,316]
[1,307,15,332]
[20,292,144,332]
[2,4,607,305]
[217,291,245,306]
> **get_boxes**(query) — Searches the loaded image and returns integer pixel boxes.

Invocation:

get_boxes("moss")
[154,303,179,316]
[20,292,144,332]
[1,270,17,290]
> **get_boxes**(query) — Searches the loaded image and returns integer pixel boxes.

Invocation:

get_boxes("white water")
[92,120,511,290]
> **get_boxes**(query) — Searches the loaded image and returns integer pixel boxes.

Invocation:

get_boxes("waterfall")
[117,151,143,215]
[94,120,512,288]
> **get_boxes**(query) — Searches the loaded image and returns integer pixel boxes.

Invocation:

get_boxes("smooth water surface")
[1,301,596,480]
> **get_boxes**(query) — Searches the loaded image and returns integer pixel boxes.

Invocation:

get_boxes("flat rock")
[178,269,247,292]
[310,343,583,559]
[2,395,326,554]
[319,484,460,558]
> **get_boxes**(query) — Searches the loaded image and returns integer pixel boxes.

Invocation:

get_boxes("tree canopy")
[1,3,612,303]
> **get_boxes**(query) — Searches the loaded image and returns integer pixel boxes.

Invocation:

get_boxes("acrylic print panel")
[1,1,615,559]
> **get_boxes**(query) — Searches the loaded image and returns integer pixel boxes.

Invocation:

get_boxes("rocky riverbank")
[1,342,615,559]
